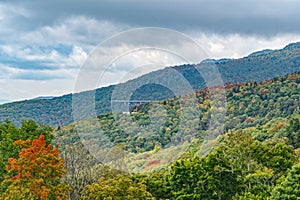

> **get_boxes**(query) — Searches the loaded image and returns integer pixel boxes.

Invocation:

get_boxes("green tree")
[271,163,300,199]
[135,170,172,200]
[82,174,154,200]
[218,131,295,197]
[256,138,296,174]
[168,148,239,199]
[233,191,272,200]
[286,117,300,149]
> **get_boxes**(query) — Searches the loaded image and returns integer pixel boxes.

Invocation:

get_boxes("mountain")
[0,100,11,105]
[55,72,300,155]
[31,96,55,100]
[248,49,274,57]
[1,42,300,127]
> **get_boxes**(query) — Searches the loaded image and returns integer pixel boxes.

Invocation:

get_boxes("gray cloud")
[1,0,300,101]
[6,0,300,36]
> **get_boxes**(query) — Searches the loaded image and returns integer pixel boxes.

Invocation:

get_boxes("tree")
[19,120,53,144]
[167,148,240,200]
[0,120,20,181]
[271,163,300,200]
[134,170,172,200]
[62,144,108,200]
[0,135,70,199]
[220,131,260,174]
[82,174,154,200]
[0,120,53,182]
[233,191,272,200]
[218,131,295,197]
[286,117,300,149]
[235,167,275,199]
[256,138,296,175]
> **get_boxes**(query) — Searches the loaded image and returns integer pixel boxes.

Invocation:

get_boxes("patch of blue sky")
[11,72,66,80]
[1,59,59,70]
[43,44,73,56]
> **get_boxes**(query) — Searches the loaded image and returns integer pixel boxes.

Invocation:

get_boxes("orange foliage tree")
[0,135,70,200]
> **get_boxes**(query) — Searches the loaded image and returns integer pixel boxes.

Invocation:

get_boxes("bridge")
[111,100,155,104]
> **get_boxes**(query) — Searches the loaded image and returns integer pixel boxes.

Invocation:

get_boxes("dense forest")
[56,72,299,158]
[1,42,300,127]
[0,68,299,199]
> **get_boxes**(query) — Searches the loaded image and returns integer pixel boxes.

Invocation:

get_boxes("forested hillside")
[55,72,300,157]
[1,42,300,127]
[0,71,299,199]
[0,98,299,199]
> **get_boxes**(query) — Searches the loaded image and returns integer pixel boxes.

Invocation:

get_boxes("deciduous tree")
[82,174,154,200]
[0,135,70,199]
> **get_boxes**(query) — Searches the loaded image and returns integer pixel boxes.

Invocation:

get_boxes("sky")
[1,0,300,102]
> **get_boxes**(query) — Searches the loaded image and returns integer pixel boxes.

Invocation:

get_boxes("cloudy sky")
[1,0,300,102]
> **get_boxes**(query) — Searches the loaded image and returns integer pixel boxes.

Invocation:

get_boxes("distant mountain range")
[1,42,300,127]
[31,96,55,100]
[0,100,11,105]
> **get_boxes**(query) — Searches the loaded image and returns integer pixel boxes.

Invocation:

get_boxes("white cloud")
[20,16,129,49]
[193,33,300,59]
[98,49,185,86]
[0,79,76,101]
[208,42,225,54]
[0,64,22,79]
[69,46,88,66]
[16,48,61,62]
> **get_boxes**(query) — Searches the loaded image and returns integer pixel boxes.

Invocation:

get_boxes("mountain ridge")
[1,42,300,126]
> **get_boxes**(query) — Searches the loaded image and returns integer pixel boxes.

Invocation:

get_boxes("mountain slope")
[1,42,300,126]
[56,72,300,152]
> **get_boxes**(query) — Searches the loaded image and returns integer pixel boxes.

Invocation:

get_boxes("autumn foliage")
[0,135,70,200]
